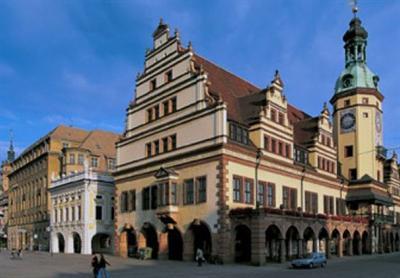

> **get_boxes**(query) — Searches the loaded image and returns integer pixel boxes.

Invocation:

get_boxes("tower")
[330,9,385,182]
[6,130,15,163]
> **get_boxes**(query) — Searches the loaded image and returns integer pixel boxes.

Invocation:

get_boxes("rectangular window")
[142,187,150,210]
[278,142,283,156]
[163,101,170,116]
[323,195,334,215]
[65,207,69,222]
[266,183,275,207]
[344,99,351,107]
[264,136,269,151]
[349,168,357,180]
[285,144,291,158]
[147,108,153,122]
[154,105,160,119]
[95,206,102,220]
[196,176,207,203]
[128,190,136,211]
[111,207,115,220]
[151,185,158,209]
[271,139,277,153]
[120,191,128,213]
[345,145,353,157]
[278,112,284,125]
[363,112,369,118]
[170,134,177,150]
[244,178,253,204]
[171,97,177,112]
[171,183,177,205]
[305,191,318,214]
[283,186,297,210]
[184,179,194,204]
[233,176,242,202]
[146,143,152,157]
[78,206,81,220]
[327,137,331,147]
[107,159,116,170]
[165,70,173,82]
[271,109,277,122]
[362,97,369,104]
[91,157,98,168]
[336,198,346,215]
[150,79,157,91]
[78,154,84,165]
[71,207,75,221]
[162,137,169,153]
[153,140,160,155]
[257,181,265,206]
[69,154,75,165]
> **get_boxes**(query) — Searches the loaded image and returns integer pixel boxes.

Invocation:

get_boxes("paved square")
[1,251,400,278]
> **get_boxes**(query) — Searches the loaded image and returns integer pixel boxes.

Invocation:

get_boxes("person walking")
[195,248,205,267]
[91,255,99,278]
[97,253,111,278]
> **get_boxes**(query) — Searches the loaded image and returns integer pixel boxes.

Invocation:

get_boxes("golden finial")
[350,0,358,17]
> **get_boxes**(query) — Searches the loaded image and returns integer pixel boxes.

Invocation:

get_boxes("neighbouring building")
[49,165,115,255]
[7,125,119,251]
[0,139,15,247]
[113,13,400,265]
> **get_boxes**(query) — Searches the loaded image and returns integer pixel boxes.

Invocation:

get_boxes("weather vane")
[350,0,358,17]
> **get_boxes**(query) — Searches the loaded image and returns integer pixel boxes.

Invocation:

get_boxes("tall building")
[114,13,400,265]
[0,138,15,247]
[7,125,119,251]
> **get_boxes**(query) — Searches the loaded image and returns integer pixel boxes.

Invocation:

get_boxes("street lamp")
[46,226,53,256]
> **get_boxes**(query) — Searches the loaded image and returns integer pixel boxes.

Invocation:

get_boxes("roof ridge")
[193,53,260,92]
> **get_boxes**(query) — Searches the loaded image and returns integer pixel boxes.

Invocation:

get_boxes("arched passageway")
[125,228,137,257]
[57,233,65,253]
[343,230,352,256]
[318,227,329,255]
[331,229,341,256]
[92,233,112,254]
[189,221,212,260]
[362,231,369,254]
[353,231,361,255]
[234,225,251,263]
[395,233,400,252]
[141,223,159,259]
[167,227,183,260]
[286,226,300,259]
[73,232,81,254]
[265,225,283,262]
[303,227,316,255]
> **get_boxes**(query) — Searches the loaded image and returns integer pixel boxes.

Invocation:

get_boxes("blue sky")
[0,0,400,161]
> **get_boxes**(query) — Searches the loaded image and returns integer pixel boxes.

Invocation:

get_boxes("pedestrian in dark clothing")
[91,255,99,278]
[196,248,205,267]
[98,253,111,278]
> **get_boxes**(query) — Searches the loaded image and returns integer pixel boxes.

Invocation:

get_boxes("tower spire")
[7,129,15,162]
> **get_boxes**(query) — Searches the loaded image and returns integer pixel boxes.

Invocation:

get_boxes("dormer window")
[229,122,249,145]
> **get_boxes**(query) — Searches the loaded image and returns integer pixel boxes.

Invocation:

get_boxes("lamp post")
[255,149,262,210]
[46,226,53,256]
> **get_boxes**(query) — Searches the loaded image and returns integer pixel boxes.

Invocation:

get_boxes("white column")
[51,232,59,253]
[65,233,74,254]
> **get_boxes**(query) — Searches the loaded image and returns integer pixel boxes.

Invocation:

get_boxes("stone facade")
[113,15,400,265]
[49,168,115,255]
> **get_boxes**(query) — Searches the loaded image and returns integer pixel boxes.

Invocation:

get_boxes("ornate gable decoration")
[265,70,287,109]
[154,167,178,180]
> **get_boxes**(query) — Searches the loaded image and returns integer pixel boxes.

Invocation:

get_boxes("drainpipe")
[300,166,305,211]
[255,149,262,210]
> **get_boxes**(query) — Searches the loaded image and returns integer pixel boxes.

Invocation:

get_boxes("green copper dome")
[334,16,380,95]
[335,63,379,94]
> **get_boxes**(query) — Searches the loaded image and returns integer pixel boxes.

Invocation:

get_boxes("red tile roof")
[192,54,315,147]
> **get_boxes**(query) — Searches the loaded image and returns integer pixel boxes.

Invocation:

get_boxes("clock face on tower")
[340,109,356,133]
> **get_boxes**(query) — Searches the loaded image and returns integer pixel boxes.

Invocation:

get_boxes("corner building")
[114,16,400,264]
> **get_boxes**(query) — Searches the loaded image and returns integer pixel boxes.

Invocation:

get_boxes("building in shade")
[7,125,119,251]
[113,13,400,265]
[49,166,115,255]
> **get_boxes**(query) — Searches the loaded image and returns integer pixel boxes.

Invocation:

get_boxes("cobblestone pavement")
[1,251,400,278]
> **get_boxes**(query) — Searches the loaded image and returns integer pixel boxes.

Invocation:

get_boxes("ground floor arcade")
[116,209,400,265]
